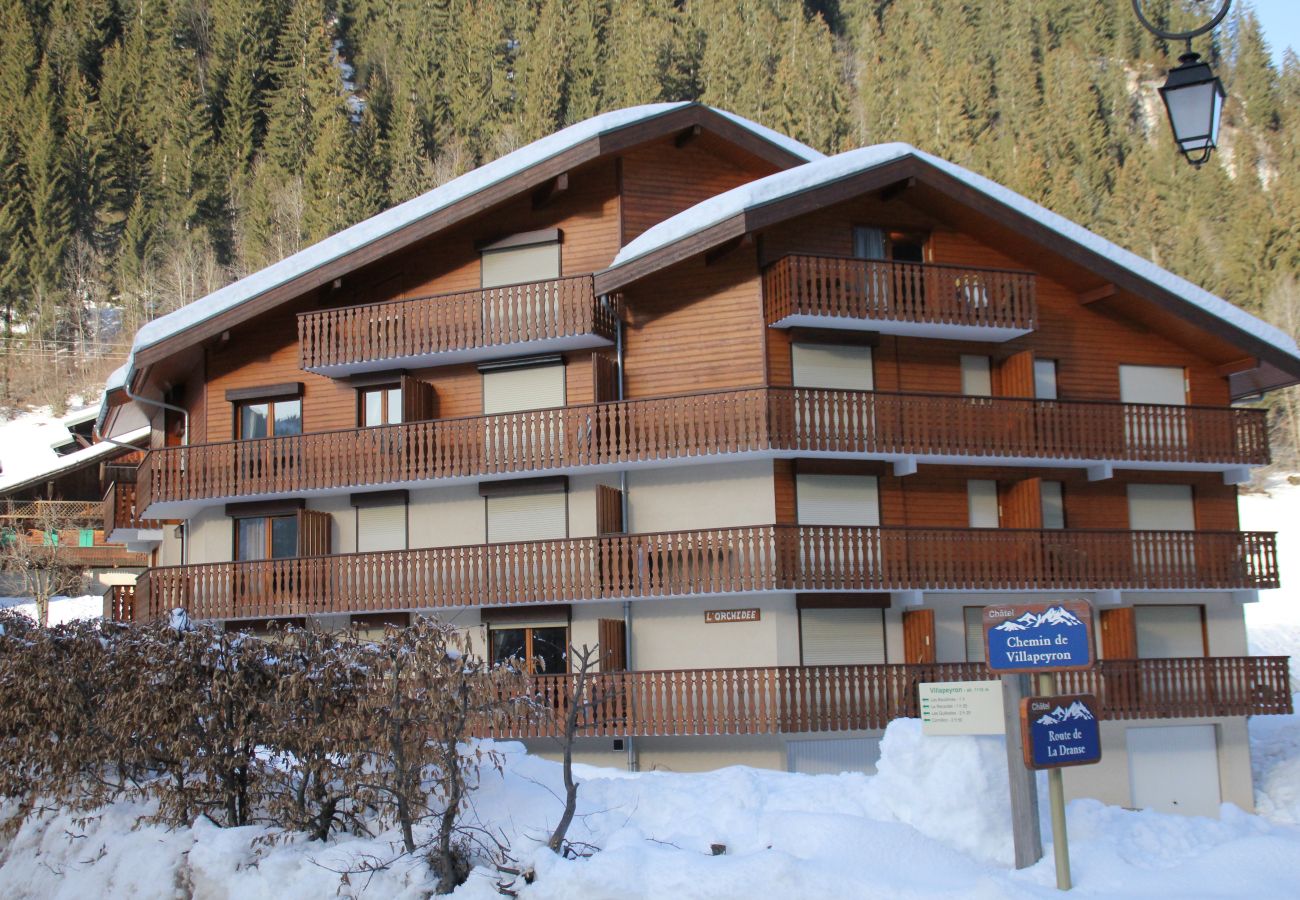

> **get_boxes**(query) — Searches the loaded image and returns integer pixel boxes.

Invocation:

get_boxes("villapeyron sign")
[1020,694,1102,770]
[704,608,760,624]
[982,600,1095,674]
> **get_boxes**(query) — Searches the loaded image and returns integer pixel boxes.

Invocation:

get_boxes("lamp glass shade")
[1158,56,1227,156]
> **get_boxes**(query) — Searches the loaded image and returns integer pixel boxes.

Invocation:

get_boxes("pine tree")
[771,8,847,153]
[22,62,74,298]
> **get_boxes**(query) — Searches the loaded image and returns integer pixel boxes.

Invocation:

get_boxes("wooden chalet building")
[98,103,1297,815]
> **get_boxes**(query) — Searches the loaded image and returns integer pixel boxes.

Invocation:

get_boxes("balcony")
[129,525,1278,623]
[488,656,1292,739]
[764,254,1037,340]
[103,481,163,547]
[297,275,619,377]
[0,499,102,524]
[135,388,1269,518]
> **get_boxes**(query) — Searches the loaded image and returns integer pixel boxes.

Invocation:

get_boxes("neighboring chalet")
[97,103,1298,816]
[0,404,150,603]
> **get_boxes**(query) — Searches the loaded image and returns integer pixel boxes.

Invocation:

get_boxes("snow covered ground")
[2,720,1299,899]
[1239,474,1300,681]
[0,594,102,626]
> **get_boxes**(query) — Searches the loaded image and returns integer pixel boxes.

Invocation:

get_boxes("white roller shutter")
[483,364,565,414]
[1119,365,1185,406]
[800,607,886,664]
[1033,359,1058,400]
[487,492,567,543]
[961,355,992,396]
[1127,484,1195,530]
[967,479,999,528]
[357,504,407,553]
[481,242,561,288]
[1135,605,1205,658]
[792,343,874,391]
[796,474,879,526]
[963,606,986,662]
[1040,480,1065,529]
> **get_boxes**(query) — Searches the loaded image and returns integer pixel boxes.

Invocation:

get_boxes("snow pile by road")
[4,721,1300,899]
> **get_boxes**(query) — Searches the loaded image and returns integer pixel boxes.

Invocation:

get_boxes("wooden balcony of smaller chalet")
[297,275,619,377]
[764,254,1036,341]
[102,480,162,547]
[128,525,1278,623]
[0,499,103,525]
[486,656,1293,739]
[135,388,1269,518]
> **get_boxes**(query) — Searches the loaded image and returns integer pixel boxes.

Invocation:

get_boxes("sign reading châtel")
[983,600,1094,674]
[1020,694,1102,770]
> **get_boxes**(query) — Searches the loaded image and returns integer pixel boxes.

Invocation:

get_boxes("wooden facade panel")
[621,138,775,244]
[622,250,766,398]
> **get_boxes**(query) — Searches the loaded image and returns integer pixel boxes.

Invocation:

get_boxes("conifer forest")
[0,0,1297,456]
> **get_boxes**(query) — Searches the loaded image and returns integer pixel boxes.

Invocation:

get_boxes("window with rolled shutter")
[967,479,999,528]
[963,606,986,662]
[486,491,567,543]
[482,363,565,414]
[796,474,880,526]
[961,355,992,396]
[481,241,561,289]
[800,607,886,664]
[1135,605,1205,658]
[792,343,874,391]
[357,504,407,552]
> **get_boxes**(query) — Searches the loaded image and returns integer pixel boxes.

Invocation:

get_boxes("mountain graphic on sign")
[1036,701,1096,725]
[993,606,1085,633]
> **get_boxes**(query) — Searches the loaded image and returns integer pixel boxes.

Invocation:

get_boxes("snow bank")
[0,595,102,626]
[1251,693,1300,825]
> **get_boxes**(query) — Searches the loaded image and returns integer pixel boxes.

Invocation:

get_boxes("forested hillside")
[0,0,1297,455]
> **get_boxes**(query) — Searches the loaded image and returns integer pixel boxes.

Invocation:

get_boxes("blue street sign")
[983,600,1095,674]
[1021,694,1102,770]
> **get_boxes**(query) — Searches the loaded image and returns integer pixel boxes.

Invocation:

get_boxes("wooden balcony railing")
[0,499,102,523]
[297,275,618,372]
[105,584,136,621]
[102,481,154,538]
[488,656,1292,739]
[130,525,1278,622]
[135,388,1268,512]
[764,254,1036,333]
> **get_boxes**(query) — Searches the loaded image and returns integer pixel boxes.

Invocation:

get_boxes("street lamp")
[1132,0,1232,168]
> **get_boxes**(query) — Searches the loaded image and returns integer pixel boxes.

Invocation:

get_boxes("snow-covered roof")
[0,402,148,493]
[610,143,1300,363]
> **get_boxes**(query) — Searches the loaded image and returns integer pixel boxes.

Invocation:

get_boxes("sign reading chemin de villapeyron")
[982,600,1095,674]
[1020,693,1102,770]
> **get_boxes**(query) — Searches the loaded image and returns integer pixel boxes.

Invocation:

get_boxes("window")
[489,625,568,674]
[237,398,301,439]
[791,343,874,391]
[236,515,299,561]
[967,480,999,528]
[1040,481,1065,529]
[481,361,565,414]
[1126,484,1194,531]
[1033,359,1059,400]
[357,503,407,552]
[1118,365,1186,406]
[1134,605,1206,658]
[960,355,992,397]
[963,606,986,662]
[360,385,402,427]
[852,226,925,263]
[796,474,880,526]
[486,491,567,543]
[481,231,561,289]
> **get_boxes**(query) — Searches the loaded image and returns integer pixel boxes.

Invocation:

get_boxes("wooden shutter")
[800,608,885,664]
[400,374,436,422]
[902,609,935,663]
[598,618,626,671]
[296,509,332,556]
[596,484,624,535]
[994,350,1036,398]
[1100,607,1137,659]
[592,352,618,404]
[998,478,1043,529]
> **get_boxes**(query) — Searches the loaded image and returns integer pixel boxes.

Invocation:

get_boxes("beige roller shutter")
[1040,480,1065,529]
[963,606,986,662]
[1119,365,1185,406]
[967,479,999,528]
[960,355,992,396]
[1134,605,1205,658]
[796,474,879,526]
[483,363,565,414]
[481,243,561,289]
[1126,484,1194,530]
[487,491,567,543]
[792,343,874,391]
[800,607,886,664]
[357,504,407,553]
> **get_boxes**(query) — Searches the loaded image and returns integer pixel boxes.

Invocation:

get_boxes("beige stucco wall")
[628,593,799,670]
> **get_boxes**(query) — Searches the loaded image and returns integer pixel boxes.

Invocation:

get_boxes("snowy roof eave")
[606,143,1300,378]
[106,104,822,399]
[0,425,150,495]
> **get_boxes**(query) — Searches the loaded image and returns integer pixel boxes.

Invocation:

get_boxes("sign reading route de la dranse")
[982,599,1095,674]
[1020,693,1102,770]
